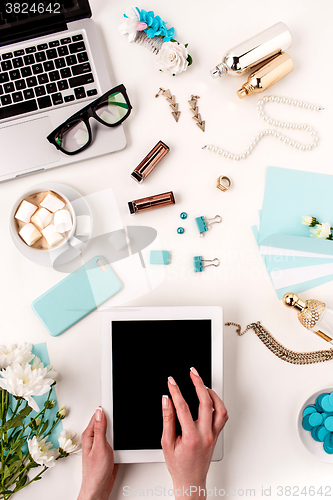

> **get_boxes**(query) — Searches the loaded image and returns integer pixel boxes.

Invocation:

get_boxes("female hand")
[78,407,119,500]
[161,368,228,499]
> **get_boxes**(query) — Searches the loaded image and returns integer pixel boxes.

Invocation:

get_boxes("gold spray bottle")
[237,52,294,99]
[283,293,333,344]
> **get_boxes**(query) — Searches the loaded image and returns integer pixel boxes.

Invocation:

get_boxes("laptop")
[0,0,127,182]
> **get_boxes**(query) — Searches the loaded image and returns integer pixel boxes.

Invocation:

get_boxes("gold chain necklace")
[225,322,333,365]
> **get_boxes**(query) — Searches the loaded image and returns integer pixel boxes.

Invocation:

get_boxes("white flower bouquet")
[0,344,80,499]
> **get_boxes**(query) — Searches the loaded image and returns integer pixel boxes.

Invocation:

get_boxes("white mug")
[10,186,81,253]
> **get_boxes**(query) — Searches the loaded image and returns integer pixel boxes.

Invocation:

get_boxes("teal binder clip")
[195,215,222,237]
[193,256,204,272]
[195,217,208,234]
[193,256,220,272]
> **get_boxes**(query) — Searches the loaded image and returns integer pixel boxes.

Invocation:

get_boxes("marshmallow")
[15,200,38,223]
[40,193,65,212]
[31,207,53,230]
[42,224,64,247]
[76,215,92,237]
[54,209,72,233]
[19,223,42,246]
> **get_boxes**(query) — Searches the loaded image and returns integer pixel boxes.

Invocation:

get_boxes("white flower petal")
[58,429,81,454]
[0,358,56,410]
[0,343,34,370]
[119,6,140,42]
[302,216,314,226]
[28,436,58,468]
[310,222,331,239]
[157,42,189,76]
[24,395,40,412]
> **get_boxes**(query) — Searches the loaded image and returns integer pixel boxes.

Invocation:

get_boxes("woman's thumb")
[93,406,107,444]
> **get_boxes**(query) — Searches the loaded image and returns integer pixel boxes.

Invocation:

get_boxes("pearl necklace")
[202,95,324,160]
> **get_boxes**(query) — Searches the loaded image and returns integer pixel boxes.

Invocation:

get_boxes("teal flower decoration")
[160,25,175,42]
[137,8,176,42]
[120,6,192,75]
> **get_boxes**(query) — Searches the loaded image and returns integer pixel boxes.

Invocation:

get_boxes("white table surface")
[1,0,333,498]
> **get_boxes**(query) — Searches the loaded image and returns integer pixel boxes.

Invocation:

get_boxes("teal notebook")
[258,167,333,256]
[252,225,333,299]
[32,256,122,337]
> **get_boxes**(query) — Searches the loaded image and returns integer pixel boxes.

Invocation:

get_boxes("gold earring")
[189,95,205,132]
[155,88,181,122]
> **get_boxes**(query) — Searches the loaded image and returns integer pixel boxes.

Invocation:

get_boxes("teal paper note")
[150,250,170,265]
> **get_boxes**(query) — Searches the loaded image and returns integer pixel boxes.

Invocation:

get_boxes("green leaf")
[8,429,21,442]
[1,407,32,432]
[39,420,49,435]
[187,54,193,66]
[9,438,26,455]
[185,43,188,48]
[27,461,39,469]
[4,465,11,479]
[15,471,28,489]
[4,453,22,467]
[3,459,22,480]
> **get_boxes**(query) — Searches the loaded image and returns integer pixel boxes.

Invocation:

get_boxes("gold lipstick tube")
[237,52,294,99]
[128,191,175,215]
[131,141,169,183]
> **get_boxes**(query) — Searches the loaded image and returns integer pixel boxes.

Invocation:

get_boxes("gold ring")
[216,175,232,192]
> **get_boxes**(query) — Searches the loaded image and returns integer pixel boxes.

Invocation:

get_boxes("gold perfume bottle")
[237,52,294,99]
[283,293,333,344]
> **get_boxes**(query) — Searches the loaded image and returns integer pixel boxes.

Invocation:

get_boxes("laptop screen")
[0,1,91,46]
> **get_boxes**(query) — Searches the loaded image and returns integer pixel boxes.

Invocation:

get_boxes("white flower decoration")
[119,6,143,43]
[28,435,58,468]
[302,216,316,227]
[58,429,81,455]
[0,343,34,370]
[0,357,57,412]
[310,222,332,239]
[157,41,189,76]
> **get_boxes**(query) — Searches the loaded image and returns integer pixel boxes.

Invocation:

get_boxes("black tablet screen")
[111,319,212,450]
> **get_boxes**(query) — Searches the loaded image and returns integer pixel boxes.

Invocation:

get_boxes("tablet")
[100,306,223,463]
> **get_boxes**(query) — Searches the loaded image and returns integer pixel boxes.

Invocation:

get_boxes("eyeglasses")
[47,84,132,155]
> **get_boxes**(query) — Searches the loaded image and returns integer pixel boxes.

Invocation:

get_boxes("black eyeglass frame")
[47,84,132,156]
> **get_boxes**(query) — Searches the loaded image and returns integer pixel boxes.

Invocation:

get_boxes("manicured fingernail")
[190,366,199,376]
[96,406,103,421]
[162,395,169,409]
[168,376,177,385]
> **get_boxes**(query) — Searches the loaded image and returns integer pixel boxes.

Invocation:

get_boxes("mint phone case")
[32,256,122,337]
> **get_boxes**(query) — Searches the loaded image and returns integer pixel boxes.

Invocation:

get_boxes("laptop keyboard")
[0,33,98,121]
